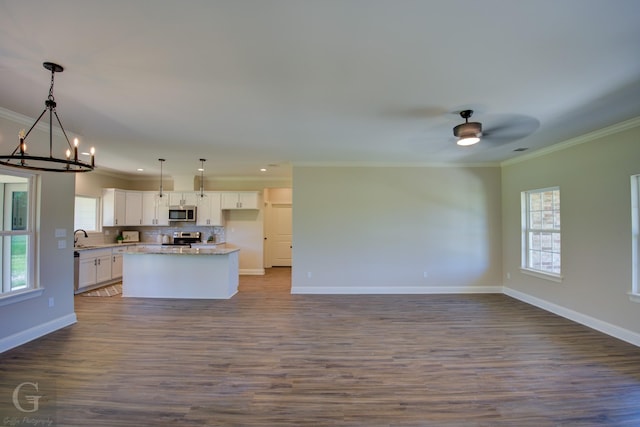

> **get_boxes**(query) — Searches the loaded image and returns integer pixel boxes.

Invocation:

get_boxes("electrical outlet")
[58,240,66,249]
[423,271,429,278]
[307,272,312,278]
[48,297,54,307]
[506,272,511,280]
[55,228,66,238]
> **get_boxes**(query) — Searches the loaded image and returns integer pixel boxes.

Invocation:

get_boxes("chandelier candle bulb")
[73,138,79,161]
[90,147,95,167]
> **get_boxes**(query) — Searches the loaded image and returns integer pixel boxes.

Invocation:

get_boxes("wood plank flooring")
[2,267,640,426]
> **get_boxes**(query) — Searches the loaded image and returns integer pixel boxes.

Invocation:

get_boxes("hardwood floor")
[2,267,640,426]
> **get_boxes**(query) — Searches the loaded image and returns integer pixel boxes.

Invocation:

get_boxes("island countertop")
[125,246,239,256]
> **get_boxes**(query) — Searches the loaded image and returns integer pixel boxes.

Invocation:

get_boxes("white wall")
[502,120,640,341]
[292,166,503,293]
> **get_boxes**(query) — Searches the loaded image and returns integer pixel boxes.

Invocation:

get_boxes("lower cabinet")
[77,246,126,293]
[112,246,126,279]
[78,248,112,290]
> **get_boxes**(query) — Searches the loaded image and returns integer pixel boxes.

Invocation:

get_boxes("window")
[521,187,561,279]
[0,168,36,295]
[74,195,99,232]
[631,175,639,300]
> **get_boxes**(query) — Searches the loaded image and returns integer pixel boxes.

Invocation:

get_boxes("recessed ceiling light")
[137,168,144,172]
[198,168,204,172]
[260,168,267,172]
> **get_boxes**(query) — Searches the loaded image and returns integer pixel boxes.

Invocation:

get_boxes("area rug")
[80,283,122,297]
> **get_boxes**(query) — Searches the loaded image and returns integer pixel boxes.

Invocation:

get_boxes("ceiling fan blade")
[481,114,540,145]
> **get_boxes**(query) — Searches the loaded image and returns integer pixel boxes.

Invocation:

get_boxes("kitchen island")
[122,246,240,299]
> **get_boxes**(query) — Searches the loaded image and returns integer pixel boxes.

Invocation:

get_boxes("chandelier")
[0,62,95,172]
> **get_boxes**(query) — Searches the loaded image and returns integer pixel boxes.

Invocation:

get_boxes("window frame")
[520,186,563,282]
[0,166,40,305]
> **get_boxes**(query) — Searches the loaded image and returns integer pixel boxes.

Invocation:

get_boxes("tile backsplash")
[87,225,225,245]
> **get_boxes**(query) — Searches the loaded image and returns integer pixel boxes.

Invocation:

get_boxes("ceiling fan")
[453,110,482,146]
[452,109,539,147]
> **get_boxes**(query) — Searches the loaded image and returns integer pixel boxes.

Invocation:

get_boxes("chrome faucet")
[74,229,88,246]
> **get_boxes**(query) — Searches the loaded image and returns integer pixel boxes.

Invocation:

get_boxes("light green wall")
[292,166,503,291]
[502,122,640,334]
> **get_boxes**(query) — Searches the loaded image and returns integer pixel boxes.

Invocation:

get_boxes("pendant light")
[0,62,95,172]
[198,158,206,197]
[158,158,165,197]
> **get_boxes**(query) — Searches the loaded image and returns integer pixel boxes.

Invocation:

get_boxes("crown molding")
[0,106,76,139]
[292,161,500,168]
[501,116,640,167]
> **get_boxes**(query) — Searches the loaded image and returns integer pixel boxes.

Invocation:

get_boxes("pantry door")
[269,204,292,267]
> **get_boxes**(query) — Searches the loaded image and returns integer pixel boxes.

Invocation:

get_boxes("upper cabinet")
[169,192,198,207]
[221,192,260,210]
[142,192,169,226]
[125,191,143,226]
[103,189,145,226]
[103,189,126,226]
[196,192,224,226]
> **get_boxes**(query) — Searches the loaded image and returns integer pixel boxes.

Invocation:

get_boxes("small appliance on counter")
[121,231,140,243]
[162,231,201,247]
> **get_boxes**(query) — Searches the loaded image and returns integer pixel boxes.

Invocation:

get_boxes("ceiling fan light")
[457,136,480,146]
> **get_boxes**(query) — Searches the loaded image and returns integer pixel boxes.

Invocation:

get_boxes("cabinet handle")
[113,256,116,263]
[94,259,97,266]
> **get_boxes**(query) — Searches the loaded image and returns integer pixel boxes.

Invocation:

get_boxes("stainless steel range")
[163,231,201,247]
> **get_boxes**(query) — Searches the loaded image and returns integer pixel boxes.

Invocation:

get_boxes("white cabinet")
[221,192,260,209]
[142,192,169,225]
[78,248,112,289]
[169,192,198,206]
[197,192,224,226]
[125,191,143,225]
[102,189,126,226]
[111,246,127,280]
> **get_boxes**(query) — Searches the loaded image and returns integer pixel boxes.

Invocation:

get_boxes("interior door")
[270,204,292,266]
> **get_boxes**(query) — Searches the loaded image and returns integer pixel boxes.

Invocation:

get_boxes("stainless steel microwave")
[168,206,196,222]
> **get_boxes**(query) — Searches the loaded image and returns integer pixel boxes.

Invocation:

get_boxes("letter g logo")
[12,381,42,413]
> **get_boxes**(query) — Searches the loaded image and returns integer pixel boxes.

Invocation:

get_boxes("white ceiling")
[1,0,639,180]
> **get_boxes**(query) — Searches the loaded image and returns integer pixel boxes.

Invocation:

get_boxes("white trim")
[504,287,640,347]
[240,268,265,276]
[292,285,503,295]
[0,106,75,139]
[0,288,44,306]
[628,293,640,304]
[501,116,640,167]
[293,161,501,168]
[0,313,77,353]
[520,268,563,283]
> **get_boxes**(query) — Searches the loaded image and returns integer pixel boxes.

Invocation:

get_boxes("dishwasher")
[74,251,80,293]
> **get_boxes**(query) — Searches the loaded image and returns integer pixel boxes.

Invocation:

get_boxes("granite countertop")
[74,242,138,251]
[124,246,239,256]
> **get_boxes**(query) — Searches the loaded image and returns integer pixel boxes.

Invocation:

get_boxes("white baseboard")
[503,287,640,347]
[240,268,265,276]
[292,285,503,295]
[0,313,77,353]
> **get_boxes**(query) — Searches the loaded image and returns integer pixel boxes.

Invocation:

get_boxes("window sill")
[520,268,563,283]
[0,288,44,306]
[628,293,640,304]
